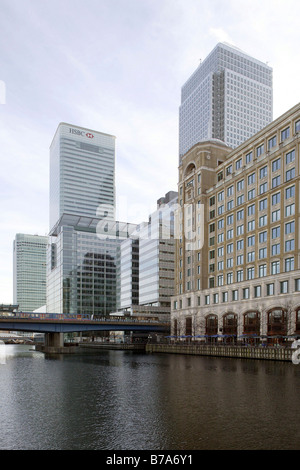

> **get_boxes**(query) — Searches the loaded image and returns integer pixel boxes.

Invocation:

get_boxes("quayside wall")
[146,343,294,362]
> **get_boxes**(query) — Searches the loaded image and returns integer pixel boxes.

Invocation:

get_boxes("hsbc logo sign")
[69,128,94,139]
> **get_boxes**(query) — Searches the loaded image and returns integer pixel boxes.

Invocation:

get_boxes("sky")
[0,0,300,304]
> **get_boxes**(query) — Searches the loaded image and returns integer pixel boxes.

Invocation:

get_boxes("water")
[0,344,299,450]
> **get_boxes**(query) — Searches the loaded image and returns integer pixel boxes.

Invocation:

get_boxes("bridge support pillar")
[45,332,64,348]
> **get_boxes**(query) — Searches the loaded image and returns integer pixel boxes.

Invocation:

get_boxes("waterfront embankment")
[146,342,294,362]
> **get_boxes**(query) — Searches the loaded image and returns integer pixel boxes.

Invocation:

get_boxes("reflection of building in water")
[172,103,300,343]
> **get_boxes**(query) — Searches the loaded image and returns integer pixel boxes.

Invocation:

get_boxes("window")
[227,214,234,225]
[227,243,233,254]
[243,288,250,299]
[272,192,280,205]
[237,195,244,205]
[272,175,281,188]
[205,295,210,305]
[286,168,295,182]
[285,257,294,272]
[237,239,244,250]
[281,127,290,141]
[285,221,295,234]
[248,204,255,216]
[272,209,280,222]
[237,224,244,236]
[209,196,215,206]
[272,243,280,256]
[271,261,280,274]
[227,229,233,239]
[295,120,300,133]
[280,281,288,294]
[285,239,294,252]
[248,251,255,262]
[295,279,300,291]
[268,135,277,150]
[218,219,224,229]
[217,171,223,182]
[248,173,255,185]
[286,150,295,165]
[237,209,244,221]
[226,165,232,176]
[259,231,267,243]
[248,220,255,231]
[254,286,261,298]
[259,215,267,227]
[227,185,234,196]
[286,203,295,217]
[237,254,244,265]
[272,226,280,239]
[227,257,233,268]
[248,189,255,200]
[260,166,268,179]
[237,270,243,282]
[257,144,265,157]
[236,158,242,170]
[259,182,267,194]
[222,292,228,302]
[213,293,219,304]
[227,200,234,210]
[259,247,267,259]
[232,290,239,301]
[218,190,224,201]
[247,267,255,280]
[227,272,233,284]
[267,283,274,296]
[272,158,281,172]
[218,247,224,257]
[259,198,267,211]
[246,151,253,164]
[259,264,267,277]
[237,179,244,191]
[286,185,295,199]
[248,235,255,247]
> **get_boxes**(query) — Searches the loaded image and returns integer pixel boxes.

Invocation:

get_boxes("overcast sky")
[0,0,299,304]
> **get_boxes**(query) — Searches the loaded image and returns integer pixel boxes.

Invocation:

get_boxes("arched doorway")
[267,308,287,344]
[205,314,218,343]
[223,313,237,343]
[243,311,260,335]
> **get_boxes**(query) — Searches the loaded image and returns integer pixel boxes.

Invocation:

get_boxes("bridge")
[0,312,170,352]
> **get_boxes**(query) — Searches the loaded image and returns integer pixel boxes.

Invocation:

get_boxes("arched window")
[267,308,287,338]
[243,311,260,335]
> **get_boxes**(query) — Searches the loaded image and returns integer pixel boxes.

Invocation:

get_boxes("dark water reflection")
[0,345,299,450]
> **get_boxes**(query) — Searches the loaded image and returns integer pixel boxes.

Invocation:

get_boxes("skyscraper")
[13,233,48,311]
[49,123,116,231]
[179,42,273,158]
[47,122,136,316]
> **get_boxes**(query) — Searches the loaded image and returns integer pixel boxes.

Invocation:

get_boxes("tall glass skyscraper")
[179,42,273,158]
[13,233,48,311]
[49,123,116,231]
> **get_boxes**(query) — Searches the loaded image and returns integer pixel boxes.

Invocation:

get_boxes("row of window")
[174,278,300,310]
[216,121,300,182]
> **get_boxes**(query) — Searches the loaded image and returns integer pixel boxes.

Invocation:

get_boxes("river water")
[0,344,299,450]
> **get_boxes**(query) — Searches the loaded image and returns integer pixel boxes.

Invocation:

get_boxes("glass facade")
[50,123,116,231]
[179,43,273,158]
[13,234,48,311]
[47,217,136,316]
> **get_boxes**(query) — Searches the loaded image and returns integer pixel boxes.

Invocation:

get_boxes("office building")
[172,102,300,341]
[13,233,48,312]
[49,123,116,231]
[117,191,178,321]
[47,216,136,316]
[179,42,273,159]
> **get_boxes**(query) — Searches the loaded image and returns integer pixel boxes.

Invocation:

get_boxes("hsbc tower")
[49,122,116,231]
